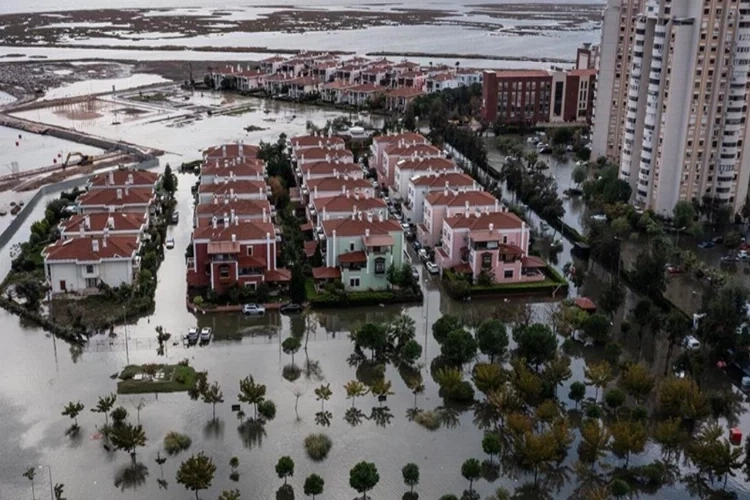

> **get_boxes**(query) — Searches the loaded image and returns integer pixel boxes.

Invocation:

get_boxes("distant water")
[0,0,606,15]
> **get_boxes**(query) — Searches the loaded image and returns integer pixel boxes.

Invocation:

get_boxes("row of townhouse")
[208,53,485,111]
[186,143,290,294]
[43,168,161,295]
[288,134,405,292]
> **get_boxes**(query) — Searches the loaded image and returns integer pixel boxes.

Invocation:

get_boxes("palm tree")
[91,393,117,427]
[238,376,266,419]
[23,467,36,500]
[584,361,612,402]
[344,380,369,409]
[314,384,332,412]
[110,423,147,464]
[406,375,425,409]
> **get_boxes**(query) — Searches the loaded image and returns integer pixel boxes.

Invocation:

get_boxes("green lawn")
[117,364,198,394]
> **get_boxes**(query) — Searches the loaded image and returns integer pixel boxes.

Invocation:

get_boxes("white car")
[683,336,701,350]
[200,327,212,342]
[187,327,198,342]
[590,214,607,222]
[242,303,266,315]
[166,238,175,249]
[418,248,428,262]
[425,261,439,275]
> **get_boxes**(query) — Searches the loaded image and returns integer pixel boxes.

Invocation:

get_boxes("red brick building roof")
[60,212,147,233]
[312,193,386,213]
[445,211,524,230]
[321,217,401,237]
[411,172,476,188]
[291,135,346,148]
[424,190,498,207]
[203,143,259,160]
[44,235,140,262]
[89,169,158,188]
[196,199,273,218]
[198,180,267,196]
[77,187,154,207]
[193,220,276,242]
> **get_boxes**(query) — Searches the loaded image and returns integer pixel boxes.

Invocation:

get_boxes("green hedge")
[306,280,422,308]
[443,266,568,299]
[117,364,198,394]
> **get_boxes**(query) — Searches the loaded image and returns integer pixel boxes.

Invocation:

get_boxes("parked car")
[187,327,198,343]
[425,261,439,275]
[279,303,303,314]
[411,267,420,280]
[590,214,607,222]
[412,241,422,252]
[200,327,212,342]
[698,240,716,249]
[721,255,739,263]
[171,210,179,224]
[739,250,750,260]
[665,264,684,274]
[418,248,428,262]
[242,303,266,315]
[400,222,410,233]
[166,238,175,249]
[683,336,701,350]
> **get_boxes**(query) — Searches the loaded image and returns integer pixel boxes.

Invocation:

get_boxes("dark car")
[279,303,303,314]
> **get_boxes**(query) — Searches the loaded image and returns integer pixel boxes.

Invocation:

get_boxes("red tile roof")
[424,190,498,207]
[291,136,346,148]
[265,269,291,282]
[384,143,441,157]
[347,83,386,93]
[312,267,341,279]
[339,250,367,263]
[323,80,357,90]
[89,169,158,188]
[61,212,147,233]
[194,220,276,242]
[522,255,547,268]
[313,193,386,213]
[372,132,429,145]
[396,157,455,173]
[411,172,475,187]
[239,255,267,268]
[304,241,318,257]
[306,176,371,194]
[387,87,425,98]
[196,199,273,218]
[77,187,154,207]
[295,147,353,161]
[199,179,267,196]
[574,297,597,311]
[201,159,265,177]
[203,143,259,159]
[363,234,394,247]
[445,211,525,230]
[301,161,361,178]
[494,70,551,79]
[44,235,140,262]
[321,217,401,238]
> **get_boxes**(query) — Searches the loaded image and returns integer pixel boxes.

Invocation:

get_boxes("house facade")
[391,157,458,200]
[319,217,404,291]
[43,235,141,294]
[201,159,266,183]
[418,190,502,247]
[195,199,274,228]
[308,193,387,226]
[404,173,480,224]
[303,176,374,202]
[59,212,148,239]
[435,212,545,283]
[76,187,155,214]
[87,169,158,190]
[198,180,270,204]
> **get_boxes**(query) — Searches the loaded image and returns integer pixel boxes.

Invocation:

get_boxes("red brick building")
[481,70,553,126]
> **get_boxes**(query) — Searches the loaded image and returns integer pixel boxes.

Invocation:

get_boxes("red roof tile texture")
[44,235,140,262]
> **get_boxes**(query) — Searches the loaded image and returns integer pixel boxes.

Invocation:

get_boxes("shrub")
[585,404,602,419]
[414,410,441,430]
[443,381,475,403]
[163,431,192,455]
[304,433,333,461]
[258,400,277,420]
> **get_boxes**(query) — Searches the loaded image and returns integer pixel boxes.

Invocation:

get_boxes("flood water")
[1,99,749,500]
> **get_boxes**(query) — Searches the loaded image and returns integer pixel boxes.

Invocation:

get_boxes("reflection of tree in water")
[435,406,460,429]
[276,483,295,500]
[405,408,421,422]
[369,406,393,428]
[282,364,301,382]
[472,401,501,431]
[203,418,224,439]
[314,411,332,427]
[237,419,267,449]
[304,355,324,382]
[344,407,366,427]
[355,359,385,387]
[481,460,500,482]
[70,344,84,363]
[113,462,149,492]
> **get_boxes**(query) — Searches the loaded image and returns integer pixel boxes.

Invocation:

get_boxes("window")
[219,264,231,278]
[85,278,98,288]
[504,270,514,279]
[481,252,493,269]
[85,265,94,274]
[246,247,253,256]
[350,242,355,251]
[349,277,360,287]
[374,257,386,275]
[244,282,257,290]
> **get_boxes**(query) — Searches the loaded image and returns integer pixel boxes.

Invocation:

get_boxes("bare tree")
[291,384,307,421]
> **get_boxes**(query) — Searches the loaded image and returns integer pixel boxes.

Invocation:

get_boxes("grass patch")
[163,431,192,455]
[304,433,332,461]
[414,410,441,430]
[117,363,198,394]
[305,278,422,308]
[443,266,568,299]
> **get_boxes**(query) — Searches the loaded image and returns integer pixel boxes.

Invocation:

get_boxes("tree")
[460,458,482,495]
[314,383,333,411]
[402,463,420,493]
[386,262,399,288]
[440,328,477,365]
[344,380,369,408]
[610,479,630,499]
[218,490,241,500]
[238,376,266,419]
[584,361,612,401]
[472,363,505,396]
[282,337,302,365]
[482,432,502,464]
[568,381,586,408]
[53,483,66,500]
[577,419,610,470]
[162,164,177,196]
[110,423,147,464]
[476,319,509,362]
[275,456,294,485]
[400,339,422,365]
[432,315,462,344]
[513,323,558,369]
[654,418,685,461]
[304,473,325,499]
[542,354,572,397]
[658,377,709,421]
[176,452,216,500]
[354,322,389,360]
[91,393,117,427]
[620,363,654,403]
[599,280,625,317]
[403,103,417,130]
[609,420,647,467]
[604,388,626,413]
[349,461,379,500]
[290,265,307,304]
[202,381,224,420]
[111,406,128,426]
[583,313,611,344]
[23,467,36,500]
[572,164,587,187]
[388,314,417,347]
[724,230,742,256]
[61,401,84,427]
[673,199,696,229]
[16,277,42,310]
[229,456,239,481]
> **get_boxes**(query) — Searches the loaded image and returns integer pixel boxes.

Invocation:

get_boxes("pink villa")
[418,190,503,247]
[435,212,547,284]
[371,132,430,187]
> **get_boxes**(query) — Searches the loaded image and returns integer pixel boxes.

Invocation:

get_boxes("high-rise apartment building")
[594,0,750,215]
[591,0,646,160]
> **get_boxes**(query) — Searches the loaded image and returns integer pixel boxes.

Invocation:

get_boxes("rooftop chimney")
[124,185,129,196]
[102,232,108,247]
[108,170,114,186]
[489,223,494,232]
[212,216,218,229]
[107,216,114,229]
[92,239,99,252]
[116,188,123,200]
[365,228,370,237]
[79,222,85,238]
[127,173,133,185]
[231,233,236,242]
[84,214,91,229]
